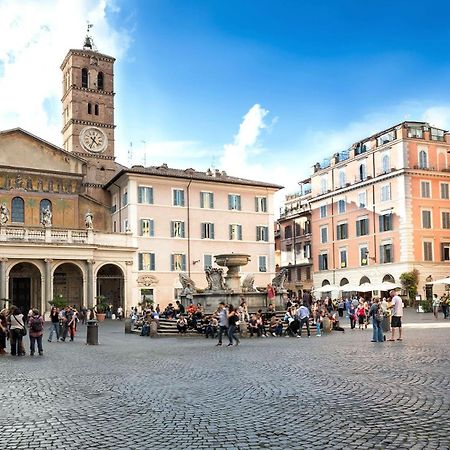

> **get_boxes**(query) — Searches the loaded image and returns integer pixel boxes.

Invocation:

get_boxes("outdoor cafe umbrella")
[313,284,341,293]
[428,277,450,285]
[373,281,401,291]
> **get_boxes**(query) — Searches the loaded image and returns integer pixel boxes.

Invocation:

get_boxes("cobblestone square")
[1,312,449,450]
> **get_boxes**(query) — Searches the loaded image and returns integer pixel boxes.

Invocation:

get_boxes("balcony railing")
[0,226,90,244]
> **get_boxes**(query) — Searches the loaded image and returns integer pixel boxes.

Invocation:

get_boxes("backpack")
[375,306,384,323]
[30,316,43,332]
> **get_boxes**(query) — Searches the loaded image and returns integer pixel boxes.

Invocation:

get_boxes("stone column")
[0,257,7,300]
[44,259,53,314]
[87,260,95,309]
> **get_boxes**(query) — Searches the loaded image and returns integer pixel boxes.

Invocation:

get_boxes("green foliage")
[420,299,433,313]
[49,294,68,309]
[400,269,419,304]
[95,295,108,313]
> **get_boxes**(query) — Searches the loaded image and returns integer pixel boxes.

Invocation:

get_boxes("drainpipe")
[371,151,377,261]
[187,178,193,277]
[331,169,336,285]
[112,182,122,232]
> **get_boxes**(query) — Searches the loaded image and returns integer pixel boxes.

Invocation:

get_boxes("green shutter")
[150,219,154,236]
[150,253,155,271]
[201,223,205,239]
[182,254,187,271]
[210,193,214,209]
[170,221,174,237]
[228,195,232,210]
[149,188,154,204]
[138,187,142,203]
[237,195,241,210]
[181,222,185,238]
[170,254,174,271]
[255,197,259,212]
[238,225,242,240]
[200,192,204,208]
[211,223,215,239]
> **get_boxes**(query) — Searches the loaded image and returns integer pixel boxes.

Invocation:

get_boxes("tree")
[400,269,419,306]
[49,294,68,309]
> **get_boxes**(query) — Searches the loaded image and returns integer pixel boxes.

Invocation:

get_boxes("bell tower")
[60,27,117,202]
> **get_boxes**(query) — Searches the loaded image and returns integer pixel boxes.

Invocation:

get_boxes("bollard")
[86,319,99,345]
[124,318,132,334]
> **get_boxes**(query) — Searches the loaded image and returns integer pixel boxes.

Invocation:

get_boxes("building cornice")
[62,119,116,134]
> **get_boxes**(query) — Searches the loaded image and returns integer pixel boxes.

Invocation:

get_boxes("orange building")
[310,121,450,296]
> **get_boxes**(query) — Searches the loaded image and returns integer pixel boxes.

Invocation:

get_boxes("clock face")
[79,127,108,153]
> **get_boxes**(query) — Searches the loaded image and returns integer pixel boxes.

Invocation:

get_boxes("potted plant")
[49,294,68,310]
[94,295,108,321]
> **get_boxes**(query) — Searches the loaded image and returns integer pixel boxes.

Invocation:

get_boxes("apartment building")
[310,121,450,295]
[277,179,313,296]
[106,167,281,305]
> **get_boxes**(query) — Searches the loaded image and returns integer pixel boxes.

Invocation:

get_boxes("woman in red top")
[356,303,366,330]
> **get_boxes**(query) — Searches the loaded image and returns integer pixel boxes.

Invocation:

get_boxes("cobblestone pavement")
[1,311,450,450]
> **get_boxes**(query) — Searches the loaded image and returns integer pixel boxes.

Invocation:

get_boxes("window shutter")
[173,190,177,205]
[170,221,174,237]
[201,223,205,239]
[181,222,185,238]
[255,197,259,212]
[256,226,260,241]
[238,225,242,241]
[211,223,215,239]
[181,190,185,206]
[150,219,154,237]
[200,192,204,208]
[441,243,445,261]
[149,188,154,204]
[264,226,269,241]
[138,187,142,203]
[210,193,214,209]
[379,215,383,232]
[182,254,187,271]
[228,195,232,210]
[138,253,143,270]
[140,219,144,236]
[229,225,233,240]
[170,255,174,271]
[150,253,155,271]
[237,196,241,211]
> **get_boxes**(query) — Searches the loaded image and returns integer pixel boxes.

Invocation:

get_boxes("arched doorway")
[96,264,124,313]
[9,262,42,315]
[53,263,84,308]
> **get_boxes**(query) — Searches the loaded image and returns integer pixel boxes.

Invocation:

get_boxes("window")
[382,154,390,173]
[11,197,24,223]
[441,243,450,261]
[94,104,99,115]
[256,226,269,242]
[81,68,88,88]
[442,212,450,229]
[379,213,393,232]
[421,181,431,198]
[356,218,369,236]
[431,128,444,142]
[305,267,311,280]
[88,103,92,114]
[141,288,154,304]
[40,199,52,224]
[171,254,186,271]
[124,219,129,232]
[441,183,449,200]
[171,221,185,238]
[122,190,128,206]
[138,186,154,204]
[337,199,346,214]
[320,177,328,194]
[255,196,267,212]
[320,205,327,218]
[358,191,367,208]
[304,243,311,259]
[173,189,185,206]
[360,246,368,266]
[408,127,423,139]
[296,267,302,281]
[380,243,393,263]
[381,184,391,201]
[295,243,302,255]
[304,220,311,234]
[97,72,104,90]
[229,224,243,240]
[200,192,214,209]
[338,170,346,188]
[318,253,328,270]
[259,256,267,272]
[359,163,367,181]
[422,210,432,229]
[336,223,348,240]
[340,249,347,268]
[284,225,292,239]
[320,226,328,243]
[140,219,154,237]
[201,222,215,239]
[228,194,241,210]
[138,253,155,271]
[418,150,428,169]
[423,242,433,261]
[204,254,213,269]
[377,130,396,146]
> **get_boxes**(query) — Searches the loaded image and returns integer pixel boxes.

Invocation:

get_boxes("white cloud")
[0,0,131,146]
[422,106,450,130]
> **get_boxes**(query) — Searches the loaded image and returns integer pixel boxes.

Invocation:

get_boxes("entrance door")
[12,278,31,315]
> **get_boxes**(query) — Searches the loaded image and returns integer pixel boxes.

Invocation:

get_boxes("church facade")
[0,38,280,314]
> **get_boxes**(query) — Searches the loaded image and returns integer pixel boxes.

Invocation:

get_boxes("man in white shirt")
[297,303,311,337]
[389,290,404,341]
[215,302,228,346]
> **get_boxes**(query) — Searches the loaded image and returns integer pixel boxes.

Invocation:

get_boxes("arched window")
[88,103,92,114]
[419,150,428,169]
[40,199,52,224]
[382,274,395,283]
[339,170,346,188]
[340,278,349,287]
[11,197,24,223]
[81,68,88,88]
[320,177,328,194]
[322,279,330,287]
[382,154,390,173]
[97,72,104,90]
[359,163,366,181]
[360,276,370,285]
[94,104,99,115]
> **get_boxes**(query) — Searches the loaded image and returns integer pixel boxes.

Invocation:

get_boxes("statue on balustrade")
[85,210,94,229]
[41,205,52,227]
[0,203,9,225]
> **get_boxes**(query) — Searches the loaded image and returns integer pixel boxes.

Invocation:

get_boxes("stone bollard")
[149,321,158,337]
[124,318,132,334]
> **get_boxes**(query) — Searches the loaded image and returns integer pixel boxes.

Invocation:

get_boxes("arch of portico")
[95,263,126,313]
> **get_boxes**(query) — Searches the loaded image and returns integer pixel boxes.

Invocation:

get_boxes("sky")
[2,0,450,212]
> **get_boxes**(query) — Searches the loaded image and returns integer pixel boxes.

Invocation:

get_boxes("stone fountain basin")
[214,253,251,267]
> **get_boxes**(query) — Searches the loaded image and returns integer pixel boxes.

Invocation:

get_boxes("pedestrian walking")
[441,294,449,319]
[8,306,26,356]
[432,294,440,319]
[348,303,356,329]
[215,302,228,346]
[48,306,60,342]
[369,298,383,343]
[28,309,44,356]
[227,305,240,346]
[388,290,404,341]
[0,308,8,354]
[296,303,311,337]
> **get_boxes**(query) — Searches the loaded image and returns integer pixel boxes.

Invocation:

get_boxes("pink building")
[310,121,450,296]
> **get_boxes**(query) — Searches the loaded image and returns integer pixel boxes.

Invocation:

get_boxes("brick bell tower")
[60,26,117,205]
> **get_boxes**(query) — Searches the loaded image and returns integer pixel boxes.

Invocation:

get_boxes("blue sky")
[2,0,450,202]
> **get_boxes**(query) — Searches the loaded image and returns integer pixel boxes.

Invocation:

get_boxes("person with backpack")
[369,298,384,343]
[28,309,44,356]
[8,306,26,356]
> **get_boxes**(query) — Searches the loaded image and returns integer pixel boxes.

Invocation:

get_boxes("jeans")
[218,325,228,344]
[442,305,449,319]
[48,322,60,341]
[298,317,310,336]
[10,329,23,356]
[372,319,383,342]
[30,335,43,354]
[62,324,74,341]
[350,316,356,329]
[228,325,240,344]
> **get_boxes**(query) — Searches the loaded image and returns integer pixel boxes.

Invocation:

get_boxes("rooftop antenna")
[128,142,133,167]
[141,140,147,166]
[83,21,97,51]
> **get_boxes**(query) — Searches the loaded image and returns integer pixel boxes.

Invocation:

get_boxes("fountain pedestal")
[214,253,251,292]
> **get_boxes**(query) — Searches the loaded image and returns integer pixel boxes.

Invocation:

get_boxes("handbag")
[13,315,27,336]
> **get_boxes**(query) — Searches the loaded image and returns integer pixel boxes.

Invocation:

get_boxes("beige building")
[0,35,281,314]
